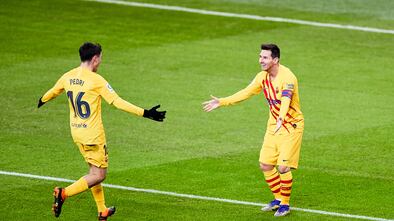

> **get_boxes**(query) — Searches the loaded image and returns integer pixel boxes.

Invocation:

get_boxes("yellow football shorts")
[259,128,303,169]
[76,143,109,168]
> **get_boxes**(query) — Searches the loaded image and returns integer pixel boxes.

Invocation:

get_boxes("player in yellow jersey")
[203,44,303,217]
[37,42,166,220]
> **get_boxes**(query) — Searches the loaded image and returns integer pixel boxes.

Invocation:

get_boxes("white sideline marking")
[1,170,392,221]
[87,0,394,35]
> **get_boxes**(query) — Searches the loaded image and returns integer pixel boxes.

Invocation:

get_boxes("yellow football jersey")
[219,64,304,134]
[42,66,129,144]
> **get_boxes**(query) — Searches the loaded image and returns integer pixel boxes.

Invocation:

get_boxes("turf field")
[0,0,393,220]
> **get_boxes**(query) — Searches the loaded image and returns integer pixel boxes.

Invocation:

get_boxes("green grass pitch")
[0,0,393,220]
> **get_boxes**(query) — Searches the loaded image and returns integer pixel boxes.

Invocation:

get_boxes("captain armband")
[281,90,293,99]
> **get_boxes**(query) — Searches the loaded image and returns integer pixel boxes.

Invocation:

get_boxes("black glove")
[37,97,46,108]
[143,105,166,122]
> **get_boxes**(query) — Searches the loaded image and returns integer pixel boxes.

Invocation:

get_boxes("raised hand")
[143,105,166,122]
[202,95,220,112]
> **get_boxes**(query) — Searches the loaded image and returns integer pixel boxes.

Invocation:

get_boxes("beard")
[261,64,270,71]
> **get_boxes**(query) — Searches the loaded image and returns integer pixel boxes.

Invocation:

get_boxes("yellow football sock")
[263,168,281,200]
[91,184,106,212]
[279,171,293,205]
[64,177,89,197]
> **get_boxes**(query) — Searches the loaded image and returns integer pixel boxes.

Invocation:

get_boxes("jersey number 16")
[67,91,91,119]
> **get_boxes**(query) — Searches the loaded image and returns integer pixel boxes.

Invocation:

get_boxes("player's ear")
[273,57,279,64]
[92,55,99,64]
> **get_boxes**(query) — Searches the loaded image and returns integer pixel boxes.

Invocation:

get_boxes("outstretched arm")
[100,78,166,122]
[112,97,166,122]
[202,74,262,112]
[112,97,144,116]
[37,77,65,108]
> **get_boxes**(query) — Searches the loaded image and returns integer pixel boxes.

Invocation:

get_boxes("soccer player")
[203,44,303,217]
[37,42,166,220]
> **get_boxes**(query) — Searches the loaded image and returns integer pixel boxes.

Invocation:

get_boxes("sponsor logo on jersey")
[71,123,87,128]
[266,98,281,105]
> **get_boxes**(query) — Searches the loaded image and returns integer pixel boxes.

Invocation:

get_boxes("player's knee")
[97,172,106,183]
[260,163,274,172]
[278,165,290,174]
[91,171,106,183]
[92,175,105,184]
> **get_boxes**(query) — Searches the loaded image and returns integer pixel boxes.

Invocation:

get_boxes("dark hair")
[79,42,102,62]
[261,44,280,59]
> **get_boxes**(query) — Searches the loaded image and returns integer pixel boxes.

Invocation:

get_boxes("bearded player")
[203,44,303,217]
